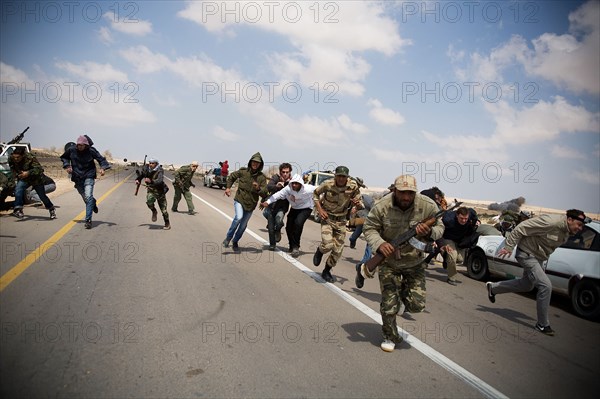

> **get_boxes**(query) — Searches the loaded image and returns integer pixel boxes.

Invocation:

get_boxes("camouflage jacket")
[174,165,196,190]
[504,214,570,261]
[136,164,167,196]
[226,152,268,212]
[9,152,45,186]
[313,178,363,219]
[364,193,444,269]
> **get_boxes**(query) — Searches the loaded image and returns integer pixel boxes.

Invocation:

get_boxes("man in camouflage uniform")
[363,175,444,352]
[172,161,199,215]
[9,147,56,219]
[135,158,171,230]
[312,166,363,283]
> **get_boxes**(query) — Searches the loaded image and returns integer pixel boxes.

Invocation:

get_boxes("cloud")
[103,12,153,36]
[178,1,410,96]
[212,126,240,142]
[465,1,600,94]
[550,144,586,159]
[486,97,599,144]
[337,114,368,134]
[367,98,406,126]
[574,169,600,185]
[0,62,33,86]
[55,61,129,82]
[97,26,114,45]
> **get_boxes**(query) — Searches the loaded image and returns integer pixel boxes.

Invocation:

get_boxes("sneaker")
[321,268,335,283]
[84,219,92,229]
[275,229,282,243]
[380,339,395,352]
[447,278,458,286]
[151,209,158,222]
[355,263,365,289]
[268,245,276,251]
[291,248,300,258]
[49,208,57,219]
[222,238,231,248]
[188,210,196,215]
[313,247,323,267]
[93,204,98,214]
[349,239,356,249]
[232,242,240,252]
[12,209,24,219]
[486,282,496,303]
[163,222,171,230]
[535,324,555,336]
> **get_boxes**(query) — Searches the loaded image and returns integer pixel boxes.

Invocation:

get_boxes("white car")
[466,220,600,319]
[203,168,226,189]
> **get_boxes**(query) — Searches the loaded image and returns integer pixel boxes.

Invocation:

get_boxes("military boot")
[151,208,158,222]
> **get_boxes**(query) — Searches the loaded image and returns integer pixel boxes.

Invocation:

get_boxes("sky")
[1,0,599,213]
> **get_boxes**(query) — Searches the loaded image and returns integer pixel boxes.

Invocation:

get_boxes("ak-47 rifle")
[363,201,463,275]
[7,127,29,145]
[134,155,147,196]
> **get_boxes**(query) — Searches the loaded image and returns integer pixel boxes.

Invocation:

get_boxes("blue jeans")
[263,206,286,246]
[14,180,54,210]
[74,178,96,221]
[226,200,254,243]
[349,224,363,244]
[360,244,373,265]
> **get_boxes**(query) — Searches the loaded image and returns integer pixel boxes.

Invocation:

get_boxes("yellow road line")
[0,174,133,292]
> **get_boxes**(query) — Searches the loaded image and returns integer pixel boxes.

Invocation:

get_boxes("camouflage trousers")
[318,219,347,268]
[379,263,426,343]
[146,191,169,222]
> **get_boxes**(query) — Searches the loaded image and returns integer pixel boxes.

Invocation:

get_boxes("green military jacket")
[504,214,570,261]
[8,152,45,186]
[174,165,195,190]
[136,165,167,196]
[364,193,444,269]
[226,152,268,212]
[313,178,363,219]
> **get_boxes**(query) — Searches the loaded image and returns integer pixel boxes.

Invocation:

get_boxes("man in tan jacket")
[488,209,587,336]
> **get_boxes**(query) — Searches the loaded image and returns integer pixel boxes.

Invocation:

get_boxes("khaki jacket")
[364,193,444,269]
[504,214,570,261]
[313,178,363,219]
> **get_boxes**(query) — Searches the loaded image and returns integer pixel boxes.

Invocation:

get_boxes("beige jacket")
[363,193,444,269]
[504,214,571,261]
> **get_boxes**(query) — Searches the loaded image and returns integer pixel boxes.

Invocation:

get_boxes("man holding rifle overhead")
[362,175,444,352]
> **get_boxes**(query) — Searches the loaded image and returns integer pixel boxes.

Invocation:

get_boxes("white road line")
[174,180,508,399]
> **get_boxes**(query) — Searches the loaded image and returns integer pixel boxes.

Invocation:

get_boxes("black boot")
[321,266,335,283]
[355,263,365,289]
[313,247,323,266]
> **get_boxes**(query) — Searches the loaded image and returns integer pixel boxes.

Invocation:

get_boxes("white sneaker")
[380,339,395,352]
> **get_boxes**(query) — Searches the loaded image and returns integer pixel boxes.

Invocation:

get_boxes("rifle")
[134,155,147,196]
[7,127,29,145]
[363,201,463,274]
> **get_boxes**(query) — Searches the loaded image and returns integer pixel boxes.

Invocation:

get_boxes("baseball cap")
[335,166,349,176]
[394,175,417,192]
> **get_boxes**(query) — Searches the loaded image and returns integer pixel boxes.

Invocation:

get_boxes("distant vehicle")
[303,170,335,187]
[466,220,600,319]
[203,168,226,189]
[0,127,33,202]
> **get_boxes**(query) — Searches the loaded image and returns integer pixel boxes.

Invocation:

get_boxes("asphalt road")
[1,171,598,398]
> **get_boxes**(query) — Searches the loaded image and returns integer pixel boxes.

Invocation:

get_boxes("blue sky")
[1,1,599,213]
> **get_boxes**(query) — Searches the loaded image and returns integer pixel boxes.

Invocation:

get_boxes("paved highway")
[1,170,598,398]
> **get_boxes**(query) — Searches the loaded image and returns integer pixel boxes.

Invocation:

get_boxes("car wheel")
[571,279,600,320]
[467,249,489,281]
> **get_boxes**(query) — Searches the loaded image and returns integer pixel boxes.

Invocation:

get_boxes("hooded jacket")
[61,145,111,181]
[265,174,316,210]
[226,152,268,211]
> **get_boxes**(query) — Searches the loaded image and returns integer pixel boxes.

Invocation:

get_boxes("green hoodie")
[226,152,268,211]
